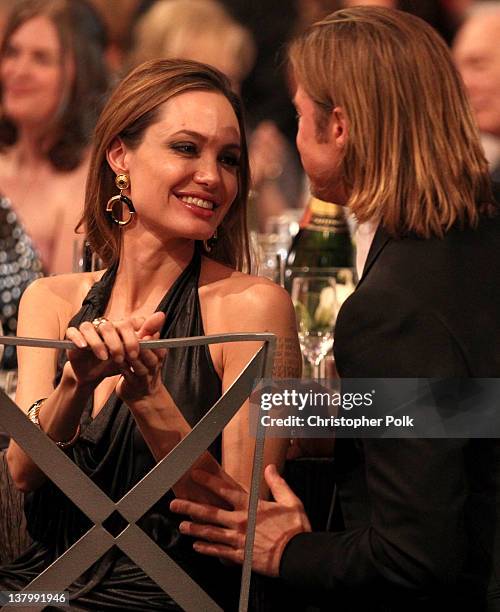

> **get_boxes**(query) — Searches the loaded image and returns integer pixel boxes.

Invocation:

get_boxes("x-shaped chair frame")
[0,332,275,612]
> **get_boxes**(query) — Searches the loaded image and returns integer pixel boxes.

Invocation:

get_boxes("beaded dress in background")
[0,196,43,368]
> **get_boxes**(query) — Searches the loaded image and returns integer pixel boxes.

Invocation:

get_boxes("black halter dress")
[0,247,241,610]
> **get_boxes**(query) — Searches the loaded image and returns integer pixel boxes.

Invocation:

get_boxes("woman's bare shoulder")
[27,270,102,295]
[17,271,104,339]
[200,257,288,299]
[200,258,293,330]
[22,271,105,316]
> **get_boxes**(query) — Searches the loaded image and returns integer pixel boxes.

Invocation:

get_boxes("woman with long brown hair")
[0,0,108,274]
[1,59,300,609]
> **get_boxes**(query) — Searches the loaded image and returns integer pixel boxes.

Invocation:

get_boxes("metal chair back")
[0,333,275,612]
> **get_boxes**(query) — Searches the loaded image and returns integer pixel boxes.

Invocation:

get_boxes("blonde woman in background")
[128,0,254,92]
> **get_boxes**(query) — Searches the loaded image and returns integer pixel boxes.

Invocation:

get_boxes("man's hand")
[170,464,311,577]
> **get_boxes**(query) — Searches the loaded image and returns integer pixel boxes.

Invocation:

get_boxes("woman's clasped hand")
[0,56,301,610]
[65,312,167,403]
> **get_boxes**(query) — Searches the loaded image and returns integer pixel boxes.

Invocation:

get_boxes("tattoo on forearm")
[272,336,302,379]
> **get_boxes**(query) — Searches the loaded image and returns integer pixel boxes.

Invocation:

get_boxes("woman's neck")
[107,236,196,318]
[11,125,50,169]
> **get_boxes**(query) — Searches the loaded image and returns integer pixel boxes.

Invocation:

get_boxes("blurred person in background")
[129,0,301,232]
[220,0,343,222]
[343,0,459,43]
[453,2,500,197]
[218,0,339,150]
[442,0,475,25]
[128,0,254,94]
[0,0,109,275]
[87,0,140,74]
[218,0,300,149]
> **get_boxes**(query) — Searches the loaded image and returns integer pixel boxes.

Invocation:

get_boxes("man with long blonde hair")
[171,7,500,609]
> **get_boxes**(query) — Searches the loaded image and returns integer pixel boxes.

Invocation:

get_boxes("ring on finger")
[91,317,109,332]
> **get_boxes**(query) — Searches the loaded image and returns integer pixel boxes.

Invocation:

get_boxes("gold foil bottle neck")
[309,197,345,218]
[306,197,348,232]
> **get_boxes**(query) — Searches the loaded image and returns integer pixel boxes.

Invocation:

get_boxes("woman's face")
[1,16,70,128]
[114,90,242,242]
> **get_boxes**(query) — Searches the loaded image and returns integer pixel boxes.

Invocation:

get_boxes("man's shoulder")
[372,218,500,280]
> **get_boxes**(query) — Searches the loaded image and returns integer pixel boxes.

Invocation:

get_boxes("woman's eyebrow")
[168,129,241,149]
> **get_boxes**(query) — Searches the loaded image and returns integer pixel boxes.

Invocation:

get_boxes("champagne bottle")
[285,196,354,291]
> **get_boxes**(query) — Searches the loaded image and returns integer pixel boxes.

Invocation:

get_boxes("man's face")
[453,13,500,137]
[294,85,348,204]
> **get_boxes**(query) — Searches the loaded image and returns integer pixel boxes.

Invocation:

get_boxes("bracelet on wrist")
[27,397,81,450]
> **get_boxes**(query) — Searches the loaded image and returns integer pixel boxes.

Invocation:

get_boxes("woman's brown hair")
[0,0,109,171]
[290,6,495,238]
[82,58,251,271]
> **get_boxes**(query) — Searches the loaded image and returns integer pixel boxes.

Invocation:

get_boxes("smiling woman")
[104,90,242,250]
[1,58,302,610]
[84,60,250,271]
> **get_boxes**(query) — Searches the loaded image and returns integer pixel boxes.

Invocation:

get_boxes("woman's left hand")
[115,312,167,404]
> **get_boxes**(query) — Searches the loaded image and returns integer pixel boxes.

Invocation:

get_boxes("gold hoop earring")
[106,173,135,226]
[203,228,218,253]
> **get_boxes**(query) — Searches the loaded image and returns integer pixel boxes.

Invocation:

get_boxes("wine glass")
[291,276,338,379]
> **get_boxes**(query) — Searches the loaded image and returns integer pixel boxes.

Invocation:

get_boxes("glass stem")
[312,360,322,380]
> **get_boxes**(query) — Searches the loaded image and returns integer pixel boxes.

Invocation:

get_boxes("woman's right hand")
[65,314,164,388]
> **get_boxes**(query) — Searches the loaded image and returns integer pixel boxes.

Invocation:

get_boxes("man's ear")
[330,106,348,149]
[106,138,129,175]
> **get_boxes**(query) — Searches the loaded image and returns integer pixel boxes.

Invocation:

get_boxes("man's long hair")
[290,7,496,238]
